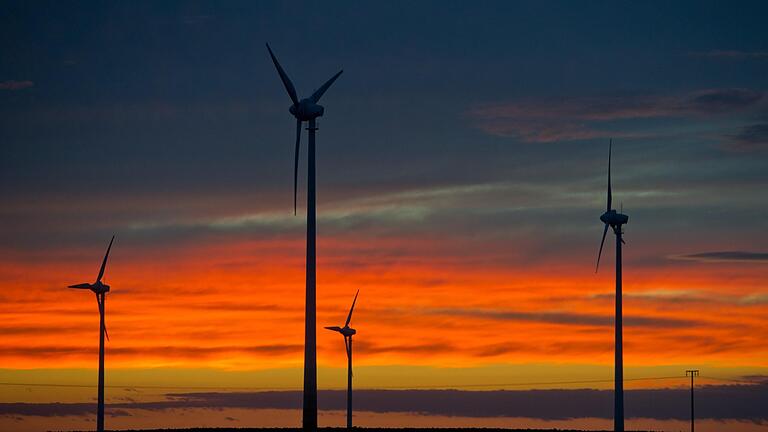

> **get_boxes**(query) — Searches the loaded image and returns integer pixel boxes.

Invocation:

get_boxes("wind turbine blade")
[310,70,343,103]
[68,283,92,289]
[325,326,343,332]
[96,294,109,342]
[345,289,359,327]
[607,139,612,212]
[96,236,115,283]
[294,119,301,215]
[596,223,609,273]
[266,43,299,106]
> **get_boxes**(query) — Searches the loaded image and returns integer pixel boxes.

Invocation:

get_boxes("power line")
[0,382,294,391]
[4,375,758,391]
[0,375,690,391]
[373,375,685,389]
[699,375,758,384]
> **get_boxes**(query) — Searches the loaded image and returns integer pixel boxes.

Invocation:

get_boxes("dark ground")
[68,428,662,432]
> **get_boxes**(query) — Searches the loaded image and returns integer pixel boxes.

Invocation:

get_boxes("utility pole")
[686,370,699,432]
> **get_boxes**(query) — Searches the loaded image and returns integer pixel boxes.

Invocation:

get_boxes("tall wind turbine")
[595,140,629,432]
[67,235,114,432]
[266,43,343,430]
[325,289,359,429]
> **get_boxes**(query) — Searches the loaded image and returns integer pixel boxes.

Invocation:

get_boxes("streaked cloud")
[671,251,768,263]
[2,344,302,360]
[590,289,714,305]
[428,307,701,329]
[354,341,457,355]
[739,294,768,305]
[692,50,768,60]
[742,375,768,383]
[0,80,33,90]
[728,123,768,151]
[468,88,764,142]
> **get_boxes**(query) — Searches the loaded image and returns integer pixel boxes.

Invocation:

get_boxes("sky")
[1,0,767,430]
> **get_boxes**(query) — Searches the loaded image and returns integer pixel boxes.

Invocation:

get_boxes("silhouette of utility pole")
[686,370,700,432]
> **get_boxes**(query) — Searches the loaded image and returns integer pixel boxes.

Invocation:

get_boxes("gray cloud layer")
[2,384,765,421]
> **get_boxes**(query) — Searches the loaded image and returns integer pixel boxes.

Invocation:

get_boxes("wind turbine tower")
[67,235,115,432]
[595,140,629,432]
[266,43,343,430]
[325,289,360,429]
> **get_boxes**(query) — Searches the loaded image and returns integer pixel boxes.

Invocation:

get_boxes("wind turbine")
[595,140,629,432]
[67,235,114,432]
[325,289,359,429]
[266,43,343,430]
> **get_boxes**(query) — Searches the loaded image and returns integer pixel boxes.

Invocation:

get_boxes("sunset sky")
[1,1,767,430]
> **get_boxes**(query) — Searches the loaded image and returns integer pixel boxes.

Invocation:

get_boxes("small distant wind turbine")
[595,140,629,432]
[325,289,359,429]
[67,235,114,432]
[266,43,343,430]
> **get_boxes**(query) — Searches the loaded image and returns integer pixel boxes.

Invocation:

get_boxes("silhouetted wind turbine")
[325,290,360,429]
[595,140,629,432]
[67,235,114,432]
[266,43,343,430]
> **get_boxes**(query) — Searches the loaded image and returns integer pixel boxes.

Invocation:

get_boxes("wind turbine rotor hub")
[290,100,324,121]
[91,281,110,293]
[600,210,628,227]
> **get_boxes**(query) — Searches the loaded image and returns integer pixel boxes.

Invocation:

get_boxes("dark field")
[68,428,660,432]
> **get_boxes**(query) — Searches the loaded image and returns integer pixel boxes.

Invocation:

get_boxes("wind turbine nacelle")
[341,327,356,337]
[92,281,110,293]
[600,210,629,226]
[290,100,324,121]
